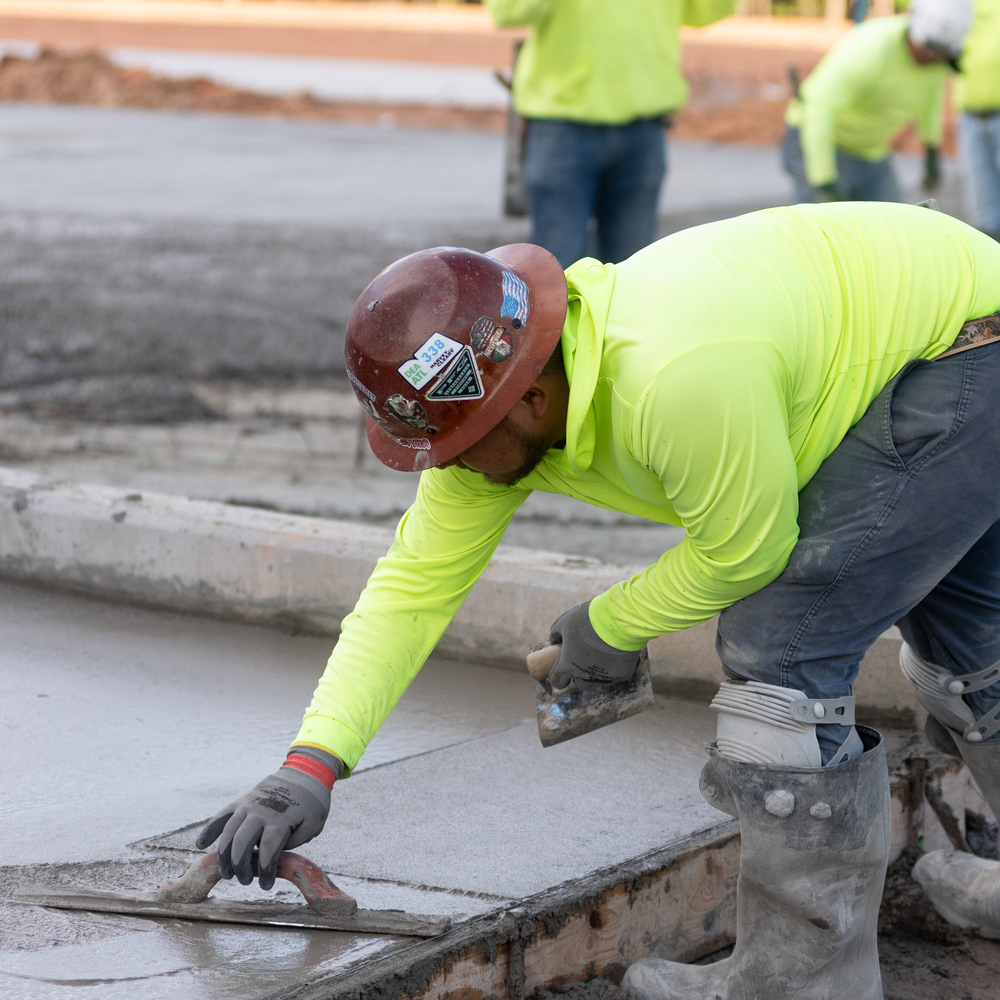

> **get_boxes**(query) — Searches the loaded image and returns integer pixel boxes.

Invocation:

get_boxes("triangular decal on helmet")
[426,347,484,401]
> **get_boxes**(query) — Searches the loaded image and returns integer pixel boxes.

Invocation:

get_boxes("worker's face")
[907,34,949,65]
[439,416,552,486]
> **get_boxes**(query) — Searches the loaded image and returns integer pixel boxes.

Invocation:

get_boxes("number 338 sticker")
[397,333,462,391]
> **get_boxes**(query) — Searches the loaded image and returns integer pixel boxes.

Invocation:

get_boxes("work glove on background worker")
[923,145,942,192]
[196,746,341,889]
[546,601,645,690]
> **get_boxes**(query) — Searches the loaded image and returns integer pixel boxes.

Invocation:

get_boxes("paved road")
[0,580,721,997]
[0,102,801,389]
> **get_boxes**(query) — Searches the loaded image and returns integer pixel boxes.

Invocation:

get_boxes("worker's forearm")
[294,468,529,775]
[800,105,840,187]
[484,0,554,28]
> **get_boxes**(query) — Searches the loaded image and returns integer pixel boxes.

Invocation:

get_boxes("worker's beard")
[480,417,553,487]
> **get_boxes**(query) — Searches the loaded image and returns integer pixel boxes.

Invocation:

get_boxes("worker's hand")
[923,146,941,192]
[547,601,645,691]
[195,750,339,890]
[813,182,841,203]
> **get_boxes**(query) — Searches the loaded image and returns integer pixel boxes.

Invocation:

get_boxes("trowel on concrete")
[13,850,450,938]
[526,642,656,747]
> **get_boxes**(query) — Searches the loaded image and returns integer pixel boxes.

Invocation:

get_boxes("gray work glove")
[813,181,841,203]
[195,749,338,889]
[547,601,645,691]
[923,145,941,192]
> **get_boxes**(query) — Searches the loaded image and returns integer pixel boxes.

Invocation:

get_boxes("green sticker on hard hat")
[397,332,463,391]
[426,347,484,401]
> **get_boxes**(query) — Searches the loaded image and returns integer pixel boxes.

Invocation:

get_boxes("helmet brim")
[366,242,568,473]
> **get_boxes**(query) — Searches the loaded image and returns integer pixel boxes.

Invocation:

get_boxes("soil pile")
[0,48,506,131]
[0,47,953,150]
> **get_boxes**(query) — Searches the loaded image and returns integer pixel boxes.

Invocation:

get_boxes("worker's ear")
[517,381,551,420]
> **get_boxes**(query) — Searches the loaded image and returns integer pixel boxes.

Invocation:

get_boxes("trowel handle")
[527,641,562,681]
[159,851,357,916]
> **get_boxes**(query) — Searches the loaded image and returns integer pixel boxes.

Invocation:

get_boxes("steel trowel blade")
[535,652,656,747]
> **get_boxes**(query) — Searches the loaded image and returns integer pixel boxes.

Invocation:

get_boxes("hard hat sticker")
[386,394,428,429]
[426,347,484,401]
[397,333,463,390]
[393,436,432,450]
[470,316,514,364]
[501,272,530,327]
[349,370,377,402]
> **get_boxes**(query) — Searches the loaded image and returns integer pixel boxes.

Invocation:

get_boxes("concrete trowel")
[526,642,656,747]
[14,850,450,938]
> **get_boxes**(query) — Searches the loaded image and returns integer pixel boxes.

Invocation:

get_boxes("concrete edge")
[266,821,742,1000]
[0,467,920,719]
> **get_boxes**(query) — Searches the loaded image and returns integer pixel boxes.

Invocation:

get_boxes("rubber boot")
[912,716,1000,938]
[898,643,1000,936]
[622,727,890,1000]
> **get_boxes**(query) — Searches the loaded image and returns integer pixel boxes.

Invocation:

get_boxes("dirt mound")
[0,48,506,131]
[0,47,956,152]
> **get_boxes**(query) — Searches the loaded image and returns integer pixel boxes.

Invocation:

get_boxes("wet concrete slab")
[0,581,726,997]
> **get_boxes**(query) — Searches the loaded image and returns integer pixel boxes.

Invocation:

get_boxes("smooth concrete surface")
[0,580,725,998]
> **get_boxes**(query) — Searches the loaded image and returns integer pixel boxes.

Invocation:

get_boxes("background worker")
[957,0,1000,240]
[484,0,736,269]
[782,0,972,203]
[196,201,1000,994]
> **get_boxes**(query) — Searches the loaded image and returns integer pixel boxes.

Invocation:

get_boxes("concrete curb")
[0,469,635,669]
[0,468,918,720]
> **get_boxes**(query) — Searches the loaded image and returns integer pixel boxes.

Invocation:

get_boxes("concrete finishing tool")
[14,850,450,938]
[526,642,656,747]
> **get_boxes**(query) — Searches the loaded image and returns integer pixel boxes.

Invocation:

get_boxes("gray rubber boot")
[912,716,1000,938]
[622,727,890,1000]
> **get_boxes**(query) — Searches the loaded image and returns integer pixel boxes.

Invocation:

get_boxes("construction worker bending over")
[782,0,972,204]
[957,0,1000,241]
[198,202,1000,995]
[484,0,736,269]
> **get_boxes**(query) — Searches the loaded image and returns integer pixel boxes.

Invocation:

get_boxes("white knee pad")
[899,642,1000,743]
[711,679,863,768]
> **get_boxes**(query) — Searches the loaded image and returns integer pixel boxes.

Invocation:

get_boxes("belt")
[936,311,1000,360]
[964,109,1000,120]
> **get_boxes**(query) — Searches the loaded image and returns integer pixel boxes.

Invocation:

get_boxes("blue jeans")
[781,126,903,204]
[524,117,667,268]
[717,342,1000,758]
[960,111,1000,236]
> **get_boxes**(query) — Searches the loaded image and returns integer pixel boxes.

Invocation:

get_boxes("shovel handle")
[526,641,562,681]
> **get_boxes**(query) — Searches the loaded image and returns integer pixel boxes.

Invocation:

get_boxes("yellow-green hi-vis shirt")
[785,15,949,187]
[955,0,1000,112]
[485,0,737,125]
[296,203,1000,775]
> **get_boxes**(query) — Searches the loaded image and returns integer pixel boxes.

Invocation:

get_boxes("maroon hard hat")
[344,243,568,472]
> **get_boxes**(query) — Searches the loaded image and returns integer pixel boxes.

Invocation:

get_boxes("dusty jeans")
[717,341,1000,760]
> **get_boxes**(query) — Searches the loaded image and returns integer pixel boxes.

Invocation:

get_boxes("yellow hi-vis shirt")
[485,0,737,125]
[956,0,1000,111]
[296,203,1000,775]
[785,15,949,187]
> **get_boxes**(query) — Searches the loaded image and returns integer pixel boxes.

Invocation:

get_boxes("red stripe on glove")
[283,753,337,791]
